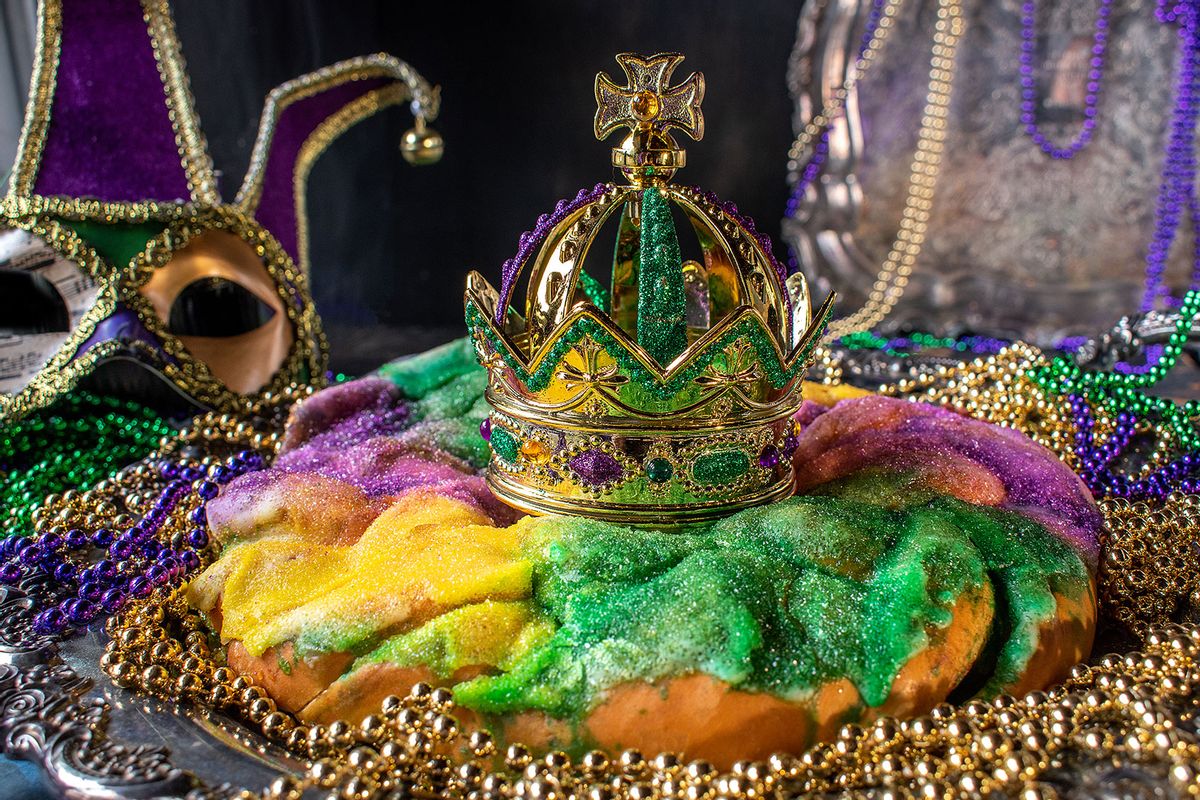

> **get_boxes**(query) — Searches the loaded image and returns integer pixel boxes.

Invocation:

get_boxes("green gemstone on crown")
[692,449,749,486]
[645,457,674,484]
[490,426,520,465]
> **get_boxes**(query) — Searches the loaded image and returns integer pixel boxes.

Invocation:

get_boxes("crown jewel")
[465,53,834,523]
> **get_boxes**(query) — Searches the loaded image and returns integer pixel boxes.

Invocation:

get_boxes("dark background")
[170,1,802,372]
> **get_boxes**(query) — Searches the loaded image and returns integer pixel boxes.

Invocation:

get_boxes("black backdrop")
[171,1,802,372]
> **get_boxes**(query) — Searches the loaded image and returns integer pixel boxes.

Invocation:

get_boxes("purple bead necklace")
[1069,394,1200,498]
[1140,0,1200,312]
[1019,0,1112,159]
[0,449,264,637]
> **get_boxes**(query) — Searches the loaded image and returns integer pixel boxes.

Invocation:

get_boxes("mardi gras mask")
[0,0,442,421]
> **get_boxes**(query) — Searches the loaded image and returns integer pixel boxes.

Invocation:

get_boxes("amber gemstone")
[520,439,552,463]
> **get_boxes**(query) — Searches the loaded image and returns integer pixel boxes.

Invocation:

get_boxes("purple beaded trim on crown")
[494,184,792,324]
[495,183,611,324]
[1018,0,1111,160]
[688,187,791,298]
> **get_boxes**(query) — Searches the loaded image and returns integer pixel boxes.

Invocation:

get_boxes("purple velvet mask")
[0,0,442,420]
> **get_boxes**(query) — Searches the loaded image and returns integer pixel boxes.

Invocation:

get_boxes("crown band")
[483,401,801,524]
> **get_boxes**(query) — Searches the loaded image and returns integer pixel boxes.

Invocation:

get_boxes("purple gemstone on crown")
[758,444,780,469]
[569,450,623,487]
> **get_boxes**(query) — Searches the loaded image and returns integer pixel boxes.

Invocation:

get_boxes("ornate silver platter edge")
[0,577,290,799]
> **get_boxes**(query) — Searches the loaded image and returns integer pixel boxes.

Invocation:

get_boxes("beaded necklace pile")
[0,391,173,541]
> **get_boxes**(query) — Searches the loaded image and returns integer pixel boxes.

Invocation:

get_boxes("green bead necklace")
[830,294,1200,453]
[1029,289,1200,451]
[1,391,175,539]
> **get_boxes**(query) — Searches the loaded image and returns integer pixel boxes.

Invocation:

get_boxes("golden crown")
[464,53,834,523]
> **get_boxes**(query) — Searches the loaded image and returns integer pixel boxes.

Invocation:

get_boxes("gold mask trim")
[0,203,325,421]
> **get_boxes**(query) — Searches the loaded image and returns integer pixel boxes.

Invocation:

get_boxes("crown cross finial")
[595,53,705,141]
[595,53,705,184]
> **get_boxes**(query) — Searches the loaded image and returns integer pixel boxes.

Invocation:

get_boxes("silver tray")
[0,577,294,799]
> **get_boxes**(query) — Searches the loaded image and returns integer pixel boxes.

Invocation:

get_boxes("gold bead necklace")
[786,0,905,177]
[817,0,965,341]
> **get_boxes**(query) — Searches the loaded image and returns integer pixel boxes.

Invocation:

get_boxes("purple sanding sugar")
[793,395,1103,570]
[276,435,469,496]
[266,376,519,524]
[279,377,410,454]
[794,399,831,428]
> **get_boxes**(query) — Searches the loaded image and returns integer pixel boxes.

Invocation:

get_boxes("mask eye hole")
[0,269,70,335]
[167,277,277,337]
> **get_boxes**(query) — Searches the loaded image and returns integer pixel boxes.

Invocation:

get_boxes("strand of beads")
[1019,0,1112,159]
[1141,0,1200,311]
[1099,495,1200,632]
[837,330,1012,357]
[1114,344,1166,375]
[103,578,1200,800]
[1030,290,1200,451]
[820,0,966,341]
[3,449,264,636]
[785,0,903,181]
[0,392,304,638]
[0,391,174,540]
[1069,395,1200,499]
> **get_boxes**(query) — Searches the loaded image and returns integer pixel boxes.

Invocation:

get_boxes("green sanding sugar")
[409,370,488,423]
[450,479,1091,720]
[375,341,491,468]
[377,337,482,400]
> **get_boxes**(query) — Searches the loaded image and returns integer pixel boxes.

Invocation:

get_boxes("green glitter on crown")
[637,187,688,364]
[464,299,832,403]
